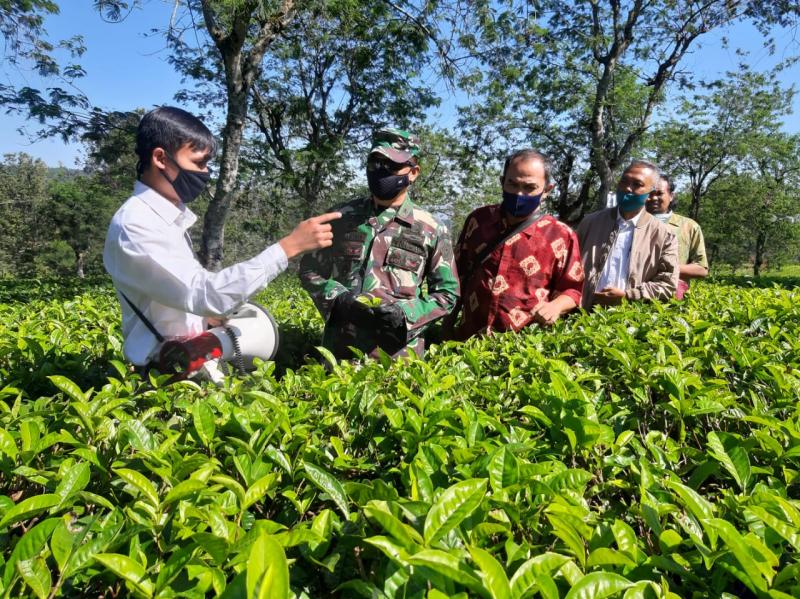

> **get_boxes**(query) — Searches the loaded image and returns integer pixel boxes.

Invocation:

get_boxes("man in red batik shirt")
[446,149,584,340]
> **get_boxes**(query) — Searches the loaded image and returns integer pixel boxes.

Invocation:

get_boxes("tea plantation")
[0,275,798,598]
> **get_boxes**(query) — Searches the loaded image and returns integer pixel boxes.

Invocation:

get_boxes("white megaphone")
[158,302,279,381]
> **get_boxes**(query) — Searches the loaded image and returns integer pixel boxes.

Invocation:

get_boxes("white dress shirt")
[104,181,288,365]
[595,209,642,292]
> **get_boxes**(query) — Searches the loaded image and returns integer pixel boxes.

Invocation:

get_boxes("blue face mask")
[501,190,542,217]
[616,190,649,212]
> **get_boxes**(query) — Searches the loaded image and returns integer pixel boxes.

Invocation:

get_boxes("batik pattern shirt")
[299,196,459,359]
[667,213,708,269]
[453,205,584,340]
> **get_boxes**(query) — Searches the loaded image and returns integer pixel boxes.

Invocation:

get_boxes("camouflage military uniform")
[299,195,459,359]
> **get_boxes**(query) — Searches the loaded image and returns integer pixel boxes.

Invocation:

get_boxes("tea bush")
[0,276,798,598]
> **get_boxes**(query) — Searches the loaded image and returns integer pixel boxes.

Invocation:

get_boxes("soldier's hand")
[373,302,405,330]
[279,212,342,258]
[332,291,374,327]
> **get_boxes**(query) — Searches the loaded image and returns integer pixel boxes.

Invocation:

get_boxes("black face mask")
[367,166,410,202]
[164,155,211,204]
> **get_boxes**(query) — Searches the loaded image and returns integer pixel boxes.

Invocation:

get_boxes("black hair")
[135,106,217,178]
[660,172,677,210]
[502,149,554,186]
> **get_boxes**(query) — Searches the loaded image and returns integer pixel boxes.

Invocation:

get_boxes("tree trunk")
[200,90,247,270]
[568,172,598,227]
[588,63,616,216]
[198,0,295,270]
[753,231,766,277]
[75,250,86,279]
[690,187,702,220]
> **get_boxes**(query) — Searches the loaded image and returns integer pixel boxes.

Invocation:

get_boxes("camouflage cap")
[369,128,421,163]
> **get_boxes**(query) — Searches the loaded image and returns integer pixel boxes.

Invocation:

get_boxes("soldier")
[299,128,460,360]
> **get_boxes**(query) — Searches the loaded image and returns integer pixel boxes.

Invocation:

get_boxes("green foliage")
[0,153,120,278]
[47,176,119,277]
[648,65,795,221]
[0,0,92,140]
[455,0,800,220]
[0,153,51,277]
[0,275,799,596]
[243,0,441,218]
[694,128,800,276]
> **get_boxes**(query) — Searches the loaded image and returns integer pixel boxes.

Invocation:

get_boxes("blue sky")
[1,2,798,167]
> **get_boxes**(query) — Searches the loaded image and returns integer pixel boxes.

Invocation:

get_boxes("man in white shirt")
[104,106,341,368]
[576,160,678,309]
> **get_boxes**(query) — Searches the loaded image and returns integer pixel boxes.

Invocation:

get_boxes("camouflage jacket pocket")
[391,231,426,255]
[386,245,424,273]
[336,230,367,261]
[337,241,364,260]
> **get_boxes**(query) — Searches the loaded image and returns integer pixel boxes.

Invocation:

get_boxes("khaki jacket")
[576,207,679,309]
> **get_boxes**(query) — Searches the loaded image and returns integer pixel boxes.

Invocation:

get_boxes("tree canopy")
[1,0,799,275]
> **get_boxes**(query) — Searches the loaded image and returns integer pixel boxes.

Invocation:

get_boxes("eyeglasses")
[367,156,413,173]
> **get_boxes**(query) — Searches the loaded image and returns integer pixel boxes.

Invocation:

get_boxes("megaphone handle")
[222,326,245,373]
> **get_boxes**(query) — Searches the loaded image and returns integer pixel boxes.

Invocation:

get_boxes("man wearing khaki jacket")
[576,160,678,310]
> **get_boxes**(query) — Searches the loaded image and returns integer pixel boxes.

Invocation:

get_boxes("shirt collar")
[500,206,544,235]
[394,197,416,226]
[368,196,416,226]
[134,180,197,229]
[616,207,643,228]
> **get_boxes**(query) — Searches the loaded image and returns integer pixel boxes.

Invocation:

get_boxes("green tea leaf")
[706,518,773,592]
[50,520,77,573]
[468,545,511,599]
[193,401,215,447]
[48,375,86,402]
[0,428,18,460]
[564,572,634,599]
[195,532,230,566]
[365,535,413,565]
[3,518,59,588]
[489,447,519,492]
[509,553,571,599]
[664,480,715,522]
[424,478,487,546]
[155,543,196,592]
[303,461,350,519]
[407,549,483,592]
[243,473,279,511]
[113,468,159,507]
[0,494,60,529]
[746,505,800,552]
[56,462,90,504]
[16,557,51,599]
[94,553,154,598]
[163,479,206,506]
[246,533,290,599]
[364,501,423,551]
[611,520,644,564]
[707,432,751,491]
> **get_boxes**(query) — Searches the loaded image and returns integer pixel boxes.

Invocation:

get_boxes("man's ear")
[407,164,421,183]
[151,147,169,171]
[542,182,556,197]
